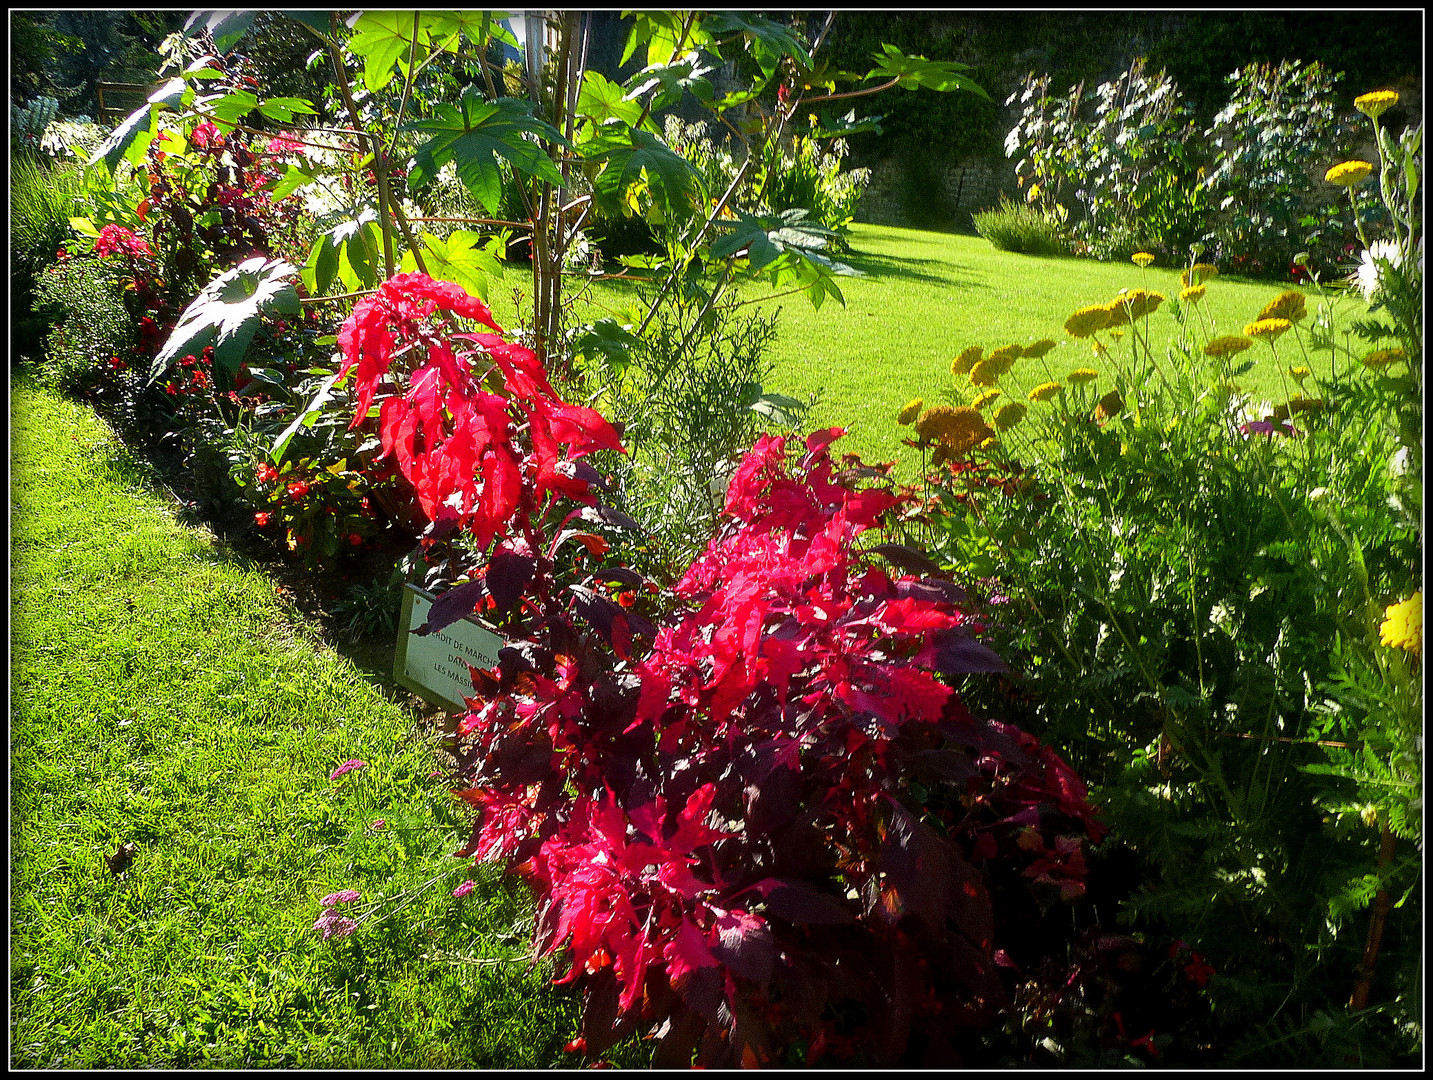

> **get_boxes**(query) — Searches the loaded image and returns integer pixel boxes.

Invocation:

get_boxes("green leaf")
[90,102,157,174]
[282,11,336,42]
[68,216,100,238]
[577,70,644,129]
[584,126,705,216]
[184,11,257,55]
[748,391,807,426]
[867,43,991,99]
[405,90,568,214]
[198,89,261,132]
[271,369,345,465]
[258,96,319,123]
[153,258,301,385]
[705,12,811,76]
[349,10,424,93]
[270,162,316,201]
[573,318,639,370]
[625,54,715,114]
[399,230,501,301]
[620,11,703,69]
[810,107,884,139]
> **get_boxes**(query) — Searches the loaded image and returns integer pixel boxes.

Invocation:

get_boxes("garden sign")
[393,584,505,711]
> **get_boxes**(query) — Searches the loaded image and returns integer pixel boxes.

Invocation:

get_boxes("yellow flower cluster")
[915,405,993,454]
[1181,263,1219,288]
[1132,252,1155,267]
[1361,347,1406,368]
[897,398,923,425]
[1180,284,1207,304]
[1023,339,1057,359]
[1067,368,1099,384]
[1379,591,1422,653]
[1065,304,1112,338]
[1028,381,1062,402]
[971,389,1002,410]
[1257,290,1308,322]
[951,346,983,376]
[970,346,1020,388]
[1289,365,1312,384]
[994,402,1028,431]
[1244,318,1293,343]
[1205,335,1253,358]
[1355,90,1399,120]
[1325,160,1373,186]
[1124,289,1165,319]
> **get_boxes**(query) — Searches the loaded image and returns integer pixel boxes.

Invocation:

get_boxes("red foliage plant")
[340,274,1105,1067]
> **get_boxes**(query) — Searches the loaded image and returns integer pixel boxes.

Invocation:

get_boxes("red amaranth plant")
[339,275,1105,1067]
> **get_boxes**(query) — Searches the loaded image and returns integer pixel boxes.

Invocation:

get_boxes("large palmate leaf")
[302,209,383,296]
[153,257,300,385]
[576,70,646,131]
[619,10,715,69]
[88,79,191,175]
[583,126,705,217]
[184,10,257,54]
[399,229,505,301]
[710,208,840,271]
[867,44,991,98]
[405,90,567,213]
[810,107,885,140]
[624,53,716,113]
[704,12,811,76]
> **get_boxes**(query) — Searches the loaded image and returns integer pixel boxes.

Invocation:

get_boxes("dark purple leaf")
[750,878,855,925]
[486,549,535,611]
[869,543,943,576]
[896,577,967,604]
[673,962,725,1024]
[591,566,647,588]
[421,506,462,541]
[557,458,610,491]
[931,628,1008,675]
[880,800,956,931]
[651,1007,706,1068]
[905,748,978,781]
[414,578,486,636]
[710,909,776,984]
[580,504,643,530]
[497,641,551,681]
[569,584,618,643]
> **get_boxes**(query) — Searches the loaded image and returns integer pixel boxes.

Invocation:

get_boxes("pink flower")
[266,131,306,155]
[320,889,362,906]
[313,909,358,941]
[451,879,475,899]
[191,120,222,149]
[329,758,367,780]
[94,224,153,258]
[370,819,386,830]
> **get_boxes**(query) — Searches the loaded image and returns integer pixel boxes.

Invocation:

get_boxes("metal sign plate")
[393,583,506,712]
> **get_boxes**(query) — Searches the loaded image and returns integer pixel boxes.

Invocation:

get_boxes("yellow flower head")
[1067,367,1099,385]
[1258,289,1308,323]
[1325,160,1373,186]
[897,398,923,425]
[993,402,1028,431]
[1379,591,1422,653]
[1065,304,1112,338]
[1244,318,1293,343]
[1132,252,1155,268]
[1029,381,1062,402]
[1289,365,1312,384]
[1110,329,1125,341]
[1361,347,1406,369]
[1092,339,1109,358]
[1022,338,1057,359]
[1205,335,1254,358]
[1103,298,1132,329]
[969,357,1005,387]
[1355,90,1399,120]
[951,346,983,376]
[1180,284,1207,304]
[971,389,1002,411]
[987,344,1023,373]
[1181,263,1219,288]
[1094,389,1125,422]
[914,404,992,454]
[1128,290,1165,319]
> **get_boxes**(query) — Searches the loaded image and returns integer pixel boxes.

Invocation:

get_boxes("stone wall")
[852,156,1022,231]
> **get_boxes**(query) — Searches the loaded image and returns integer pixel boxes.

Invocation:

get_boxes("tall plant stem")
[1348,812,1397,1013]
[327,16,394,280]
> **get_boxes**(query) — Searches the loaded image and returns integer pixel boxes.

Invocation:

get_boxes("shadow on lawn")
[838,245,992,291]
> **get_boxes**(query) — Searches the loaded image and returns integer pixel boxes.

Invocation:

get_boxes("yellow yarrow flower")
[1257,289,1308,322]
[1244,318,1293,342]
[897,398,923,425]
[987,344,1023,371]
[1029,381,1062,402]
[1103,298,1132,329]
[1092,339,1109,358]
[971,389,1002,410]
[969,357,1005,387]
[1205,335,1254,358]
[1065,304,1112,338]
[1361,347,1406,368]
[1132,252,1155,267]
[1128,290,1165,319]
[993,402,1028,431]
[1289,365,1312,384]
[1355,90,1399,120]
[1325,160,1373,186]
[1379,592,1422,653]
[1067,368,1098,384]
[915,405,992,453]
[951,346,983,376]
[1022,338,1056,359]
[1180,284,1207,304]
[1181,263,1219,287]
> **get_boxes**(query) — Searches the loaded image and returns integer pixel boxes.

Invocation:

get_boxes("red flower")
[255,463,279,484]
[286,480,310,500]
[254,512,271,528]
[349,533,363,546]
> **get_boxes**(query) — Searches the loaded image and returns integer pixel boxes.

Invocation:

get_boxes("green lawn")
[9,378,601,1068]
[493,224,1364,470]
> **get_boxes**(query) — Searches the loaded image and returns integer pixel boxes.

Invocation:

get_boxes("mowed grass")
[491,224,1363,471]
[9,378,600,1068]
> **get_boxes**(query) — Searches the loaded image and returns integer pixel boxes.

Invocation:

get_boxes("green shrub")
[972,194,1073,255]
[32,256,135,396]
[11,154,83,353]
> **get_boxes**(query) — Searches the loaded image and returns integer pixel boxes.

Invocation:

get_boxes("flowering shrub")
[332,272,1105,1065]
